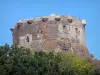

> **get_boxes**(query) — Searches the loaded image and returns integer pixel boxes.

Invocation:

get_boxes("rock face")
[10,14,92,59]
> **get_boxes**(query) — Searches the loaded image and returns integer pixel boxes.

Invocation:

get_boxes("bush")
[0,44,98,75]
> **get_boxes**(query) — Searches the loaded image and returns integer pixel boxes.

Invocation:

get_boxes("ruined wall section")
[10,14,91,58]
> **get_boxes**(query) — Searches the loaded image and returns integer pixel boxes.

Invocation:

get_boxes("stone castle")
[10,14,93,59]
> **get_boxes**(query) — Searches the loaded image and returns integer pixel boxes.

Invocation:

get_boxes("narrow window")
[75,28,78,39]
[26,36,29,42]
[75,28,80,35]
[63,25,66,28]
[61,38,64,40]
[75,28,78,33]
[40,30,42,34]
[63,44,65,45]
[37,30,39,33]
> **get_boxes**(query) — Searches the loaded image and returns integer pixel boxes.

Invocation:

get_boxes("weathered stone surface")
[11,14,92,59]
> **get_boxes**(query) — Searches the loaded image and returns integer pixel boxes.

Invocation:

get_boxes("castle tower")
[10,14,92,59]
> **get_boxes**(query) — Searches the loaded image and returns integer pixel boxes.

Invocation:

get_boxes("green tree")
[0,44,31,75]
[0,44,97,75]
[59,52,94,75]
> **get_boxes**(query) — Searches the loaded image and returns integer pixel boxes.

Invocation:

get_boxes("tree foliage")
[59,52,95,75]
[0,44,99,75]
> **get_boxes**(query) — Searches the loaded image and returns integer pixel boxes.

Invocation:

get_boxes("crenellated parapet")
[11,14,86,31]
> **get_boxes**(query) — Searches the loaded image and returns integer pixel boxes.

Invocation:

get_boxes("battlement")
[11,14,86,31]
[17,14,85,22]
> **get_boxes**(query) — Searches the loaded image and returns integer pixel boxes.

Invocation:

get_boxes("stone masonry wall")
[10,14,92,59]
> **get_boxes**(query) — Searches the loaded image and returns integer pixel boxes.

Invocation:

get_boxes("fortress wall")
[10,14,90,58]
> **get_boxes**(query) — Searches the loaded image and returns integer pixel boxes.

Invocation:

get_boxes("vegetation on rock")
[0,44,100,75]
